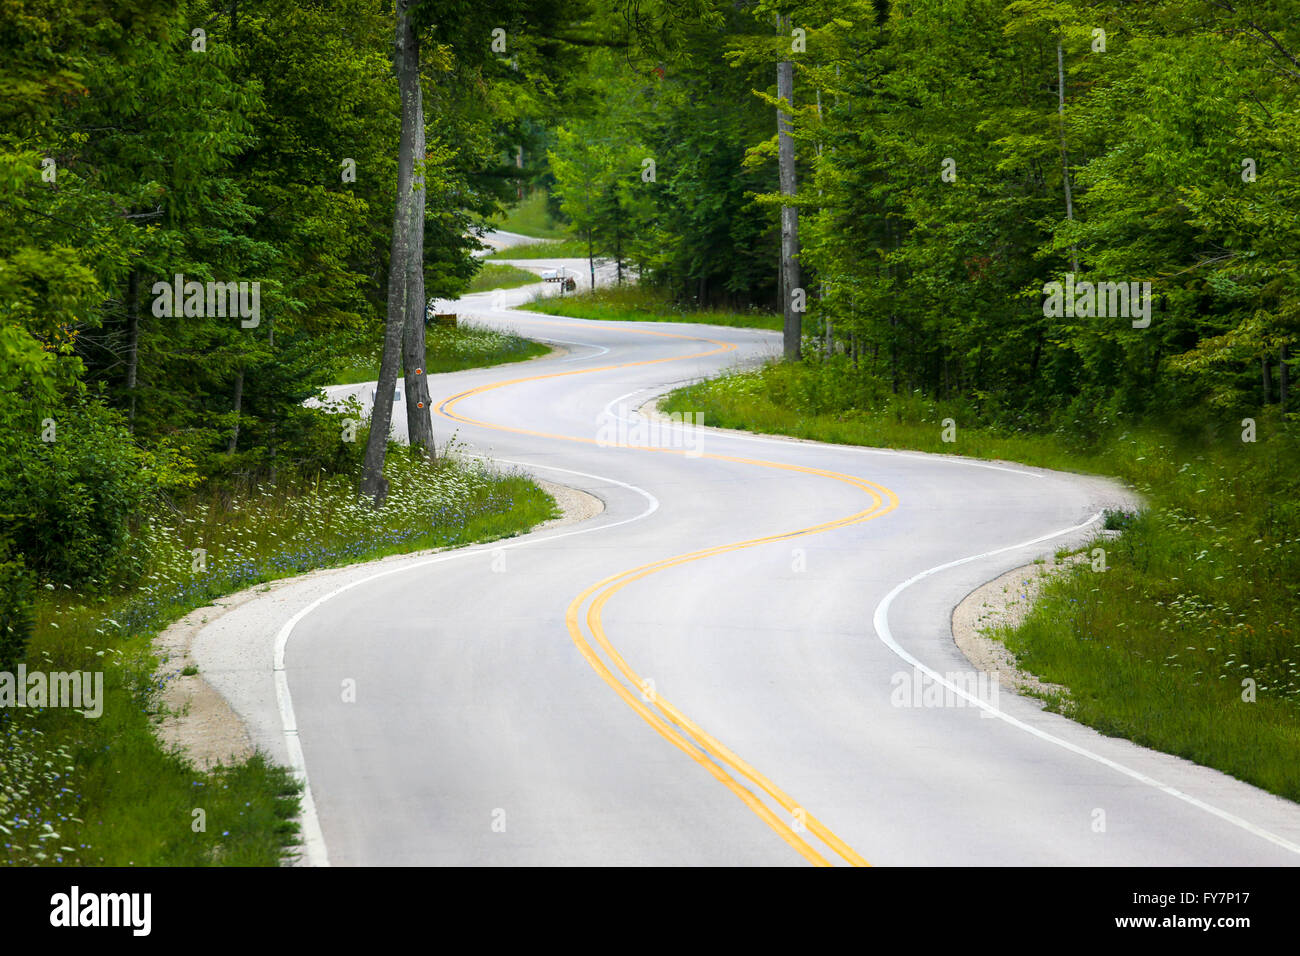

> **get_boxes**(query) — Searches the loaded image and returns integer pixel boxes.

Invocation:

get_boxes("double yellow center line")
[437,319,899,865]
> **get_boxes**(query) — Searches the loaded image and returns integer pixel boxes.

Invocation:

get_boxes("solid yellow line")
[436,317,897,865]
[562,585,833,867]
[583,477,898,868]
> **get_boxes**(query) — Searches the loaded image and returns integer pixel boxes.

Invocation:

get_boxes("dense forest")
[2,0,1299,862]
[0,0,585,648]
[547,0,1297,434]
[8,0,1296,638]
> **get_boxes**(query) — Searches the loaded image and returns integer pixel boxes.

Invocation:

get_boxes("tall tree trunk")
[227,368,244,454]
[1262,354,1271,404]
[401,35,434,460]
[1030,328,1044,379]
[267,315,278,480]
[126,269,140,429]
[614,206,623,286]
[1280,344,1290,411]
[361,0,424,504]
[777,15,801,360]
[890,315,899,394]
[1057,39,1080,274]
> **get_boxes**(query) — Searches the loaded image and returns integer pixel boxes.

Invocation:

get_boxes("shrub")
[0,537,34,670]
[0,401,155,588]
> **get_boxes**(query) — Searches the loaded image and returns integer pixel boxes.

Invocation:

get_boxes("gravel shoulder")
[950,558,1075,705]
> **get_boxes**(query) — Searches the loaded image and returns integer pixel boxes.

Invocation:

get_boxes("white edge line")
[270,457,659,867]
[871,512,1300,857]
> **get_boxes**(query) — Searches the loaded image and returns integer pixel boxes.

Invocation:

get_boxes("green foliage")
[0,401,159,588]
[491,189,572,240]
[776,0,1300,420]
[5,449,557,866]
[0,538,34,672]
[0,0,583,865]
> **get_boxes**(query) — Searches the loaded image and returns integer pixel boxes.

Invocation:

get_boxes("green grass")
[489,190,572,240]
[331,319,550,385]
[5,452,559,865]
[486,238,592,260]
[519,285,782,331]
[465,262,543,294]
[663,360,1300,801]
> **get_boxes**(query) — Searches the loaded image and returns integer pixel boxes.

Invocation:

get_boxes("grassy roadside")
[663,361,1300,801]
[486,238,591,260]
[465,262,544,294]
[6,453,558,866]
[489,190,572,241]
[331,320,550,386]
[520,285,782,331]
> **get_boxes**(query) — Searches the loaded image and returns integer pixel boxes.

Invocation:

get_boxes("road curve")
[214,276,1300,866]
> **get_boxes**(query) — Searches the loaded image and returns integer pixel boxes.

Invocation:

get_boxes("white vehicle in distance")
[540,267,578,292]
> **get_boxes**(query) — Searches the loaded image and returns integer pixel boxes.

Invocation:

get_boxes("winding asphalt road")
[208,263,1300,866]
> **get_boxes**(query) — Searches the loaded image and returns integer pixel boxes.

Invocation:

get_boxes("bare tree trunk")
[1280,344,1290,411]
[777,15,801,360]
[126,269,140,429]
[361,0,424,504]
[1262,354,1271,404]
[890,315,899,394]
[267,314,277,480]
[1057,39,1080,274]
[615,205,624,286]
[401,34,435,460]
[226,368,244,454]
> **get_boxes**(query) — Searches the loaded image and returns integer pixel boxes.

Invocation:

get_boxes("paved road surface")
[203,271,1300,866]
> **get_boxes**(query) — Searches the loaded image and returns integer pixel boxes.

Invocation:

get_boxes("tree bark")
[1057,39,1080,274]
[226,368,244,454]
[400,26,435,460]
[777,16,801,360]
[890,315,899,393]
[1280,343,1290,411]
[126,269,140,429]
[361,0,425,504]
[614,203,624,286]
